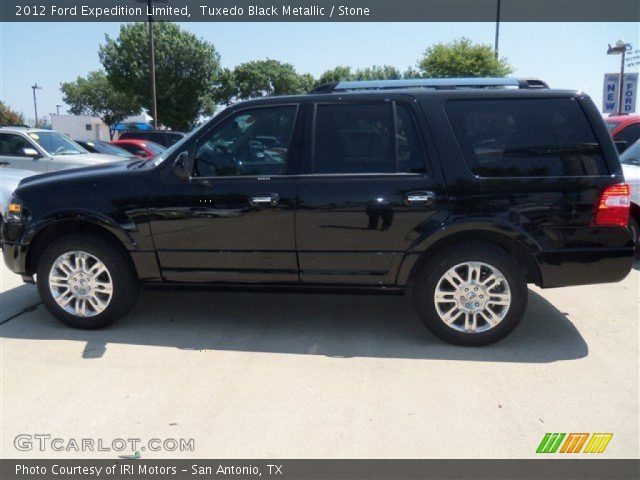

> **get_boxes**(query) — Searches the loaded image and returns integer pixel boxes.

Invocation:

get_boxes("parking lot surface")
[1,261,638,458]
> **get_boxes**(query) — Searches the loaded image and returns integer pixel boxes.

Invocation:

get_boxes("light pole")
[135,0,159,129]
[56,104,61,115]
[31,83,42,127]
[607,40,631,115]
[494,0,501,58]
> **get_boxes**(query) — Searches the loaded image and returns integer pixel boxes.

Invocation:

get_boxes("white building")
[51,115,110,141]
[50,113,154,141]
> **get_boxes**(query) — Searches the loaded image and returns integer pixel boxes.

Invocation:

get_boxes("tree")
[231,60,313,100]
[99,22,221,131]
[417,37,513,78]
[208,68,237,107]
[60,71,139,139]
[354,65,401,80]
[0,101,24,126]
[316,65,403,87]
[316,66,354,85]
[402,66,422,79]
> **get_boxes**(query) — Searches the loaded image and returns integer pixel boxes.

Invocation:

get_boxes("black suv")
[118,130,186,147]
[2,78,634,346]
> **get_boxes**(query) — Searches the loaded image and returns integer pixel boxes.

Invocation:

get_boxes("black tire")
[413,242,528,346]
[36,233,139,329]
[629,217,640,260]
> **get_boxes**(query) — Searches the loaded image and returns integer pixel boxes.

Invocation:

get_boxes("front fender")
[24,209,139,251]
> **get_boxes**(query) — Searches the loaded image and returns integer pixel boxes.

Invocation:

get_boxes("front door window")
[192,105,297,177]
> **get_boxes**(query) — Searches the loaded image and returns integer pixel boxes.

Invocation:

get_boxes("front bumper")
[2,242,29,276]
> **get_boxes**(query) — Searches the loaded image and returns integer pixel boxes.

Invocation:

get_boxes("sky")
[1,21,638,123]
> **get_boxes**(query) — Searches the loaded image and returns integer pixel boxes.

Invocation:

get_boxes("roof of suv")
[217,78,582,111]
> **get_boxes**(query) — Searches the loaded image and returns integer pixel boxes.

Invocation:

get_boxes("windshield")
[152,124,203,166]
[145,141,166,155]
[29,131,86,155]
[620,140,640,166]
[92,142,132,157]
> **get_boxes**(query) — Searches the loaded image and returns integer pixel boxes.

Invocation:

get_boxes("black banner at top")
[2,0,640,22]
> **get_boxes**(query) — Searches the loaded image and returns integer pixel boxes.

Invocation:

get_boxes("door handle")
[404,191,436,205]
[0,161,9,166]
[250,193,279,207]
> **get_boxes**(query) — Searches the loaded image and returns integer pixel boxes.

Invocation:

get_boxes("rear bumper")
[535,248,634,288]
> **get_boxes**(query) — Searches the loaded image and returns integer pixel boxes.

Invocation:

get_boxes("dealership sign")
[602,73,638,114]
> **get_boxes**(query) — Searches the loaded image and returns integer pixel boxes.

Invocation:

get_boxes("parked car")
[0,127,122,173]
[118,130,186,147]
[620,138,640,254]
[110,139,166,159]
[0,167,35,227]
[605,114,640,151]
[2,78,634,346]
[75,140,135,159]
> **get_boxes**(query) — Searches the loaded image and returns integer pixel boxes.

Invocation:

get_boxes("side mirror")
[22,147,40,158]
[614,140,628,154]
[173,151,191,180]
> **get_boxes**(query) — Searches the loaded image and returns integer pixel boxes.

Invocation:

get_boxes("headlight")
[5,197,23,223]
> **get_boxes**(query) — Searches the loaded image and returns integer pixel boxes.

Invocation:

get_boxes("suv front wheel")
[414,242,528,346]
[36,234,139,329]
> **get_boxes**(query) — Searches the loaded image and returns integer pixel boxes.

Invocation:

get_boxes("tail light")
[592,183,630,227]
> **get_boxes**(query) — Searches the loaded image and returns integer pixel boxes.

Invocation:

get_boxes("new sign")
[603,73,638,114]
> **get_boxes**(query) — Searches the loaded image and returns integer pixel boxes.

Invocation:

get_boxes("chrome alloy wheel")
[48,251,113,317]
[433,261,511,333]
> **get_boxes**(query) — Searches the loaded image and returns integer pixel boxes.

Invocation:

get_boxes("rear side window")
[119,144,147,156]
[614,123,640,146]
[313,102,427,174]
[605,121,620,133]
[446,98,608,177]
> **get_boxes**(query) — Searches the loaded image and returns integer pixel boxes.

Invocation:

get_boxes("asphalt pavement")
[1,261,638,458]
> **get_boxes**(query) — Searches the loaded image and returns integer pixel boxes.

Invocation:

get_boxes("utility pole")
[494,0,501,58]
[147,0,158,129]
[607,40,631,115]
[134,0,159,128]
[31,83,42,127]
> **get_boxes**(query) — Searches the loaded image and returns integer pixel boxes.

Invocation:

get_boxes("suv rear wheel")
[414,242,528,346]
[36,234,139,329]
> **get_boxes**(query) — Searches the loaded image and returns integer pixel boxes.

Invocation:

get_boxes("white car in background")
[0,167,35,226]
[0,127,123,173]
[620,139,640,254]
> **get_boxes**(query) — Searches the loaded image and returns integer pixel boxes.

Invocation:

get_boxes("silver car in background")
[0,127,123,173]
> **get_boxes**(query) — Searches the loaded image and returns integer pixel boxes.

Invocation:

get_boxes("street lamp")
[607,39,632,115]
[494,0,501,58]
[31,83,42,127]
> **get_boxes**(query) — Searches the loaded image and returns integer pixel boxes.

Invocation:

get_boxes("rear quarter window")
[446,98,608,177]
[614,123,640,146]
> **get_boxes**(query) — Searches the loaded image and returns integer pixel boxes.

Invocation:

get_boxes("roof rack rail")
[309,77,549,94]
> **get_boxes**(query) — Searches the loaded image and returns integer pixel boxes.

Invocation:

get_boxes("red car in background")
[110,139,166,159]
[605,114,640,151]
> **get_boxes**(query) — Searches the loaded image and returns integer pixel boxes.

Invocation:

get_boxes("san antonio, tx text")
[16,463,283,477]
